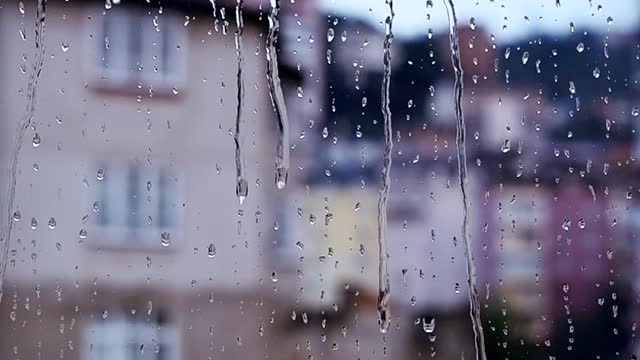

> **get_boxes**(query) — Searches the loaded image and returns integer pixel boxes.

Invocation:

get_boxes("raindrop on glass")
[48,217,56,229]
[207,243,216,258]
[422,316,436,333]
[160,232,171,247]
[32,133,41,147]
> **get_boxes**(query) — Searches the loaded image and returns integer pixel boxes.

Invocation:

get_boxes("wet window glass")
[1,0,638,359]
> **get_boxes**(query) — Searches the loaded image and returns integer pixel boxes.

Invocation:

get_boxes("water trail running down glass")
[234,0,248,205]
[376,0,394,334]
[442,0,487,359]
[0,0,48,304]
[266,0,290,189]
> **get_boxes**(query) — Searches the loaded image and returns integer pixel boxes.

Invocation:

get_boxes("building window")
[94,163,178,246]
[96,6,184,87]
[84,310,176,360]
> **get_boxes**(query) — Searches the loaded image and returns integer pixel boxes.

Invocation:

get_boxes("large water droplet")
[500,139,511,153]
[468,17,476,30]
[32,133,41,147]
[327,28,335,42]
[96,168,105,181]
[422,316,436,333]
[236,178,248,205]
[160,232,171,247]
[48,217,56,229]
[275,167,287,189]
[578,218,586,229]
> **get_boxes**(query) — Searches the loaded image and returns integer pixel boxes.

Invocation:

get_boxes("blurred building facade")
[0,0,284,359]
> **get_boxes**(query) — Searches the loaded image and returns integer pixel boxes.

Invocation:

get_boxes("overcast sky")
[319,0,639,42]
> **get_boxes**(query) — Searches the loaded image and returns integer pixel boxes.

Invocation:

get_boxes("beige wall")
[0,1,278,292]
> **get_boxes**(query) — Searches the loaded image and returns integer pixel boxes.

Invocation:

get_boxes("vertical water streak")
[377,0,394,334]
[266,0,289,189]
[0,0,48,303]
[234,0,248,204]
[442,1,487,359]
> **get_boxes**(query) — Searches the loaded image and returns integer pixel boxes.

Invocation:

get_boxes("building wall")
[0,1,278,292]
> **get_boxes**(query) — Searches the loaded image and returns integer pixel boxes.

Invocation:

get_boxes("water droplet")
[32,133,41,147]
[275,167,287,189]
[30,217,37,229]
[632,106,639,117]
[606,16,613,25]
[12,211,21,222]
[561,218,571,231]
[160,232,171,247]
[96,168,105,181]
[576,42,585,53]
[327,28,335,42]
[468,17,476,30]
[500,139,511,153]
[422,316,436,333]
[271,271,278,283]
[521,51,529,65]
[48,217,56,229]
[236,178,248,205]
[593,67,600,78]
[207,243,216,258]
[79,228,87,239]
[61,42,70,52]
